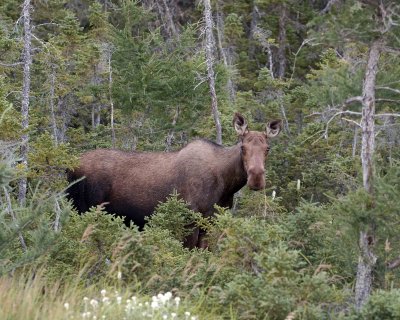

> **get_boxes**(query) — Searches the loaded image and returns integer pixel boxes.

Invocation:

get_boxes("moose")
[67,113,281,248]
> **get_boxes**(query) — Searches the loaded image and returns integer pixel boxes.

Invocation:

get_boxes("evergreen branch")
[3,187,27,253]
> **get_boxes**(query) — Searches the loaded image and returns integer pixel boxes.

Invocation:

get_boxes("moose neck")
[218,143,247,194]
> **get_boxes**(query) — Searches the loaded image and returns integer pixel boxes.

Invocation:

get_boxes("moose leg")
[184,226,199,249]
[197,229,208,249]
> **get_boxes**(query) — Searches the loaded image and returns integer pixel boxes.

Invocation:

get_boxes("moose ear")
[233,113,249,136]
[266,120,282,137]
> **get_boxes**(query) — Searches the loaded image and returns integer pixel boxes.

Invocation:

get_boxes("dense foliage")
[1,0,400,319]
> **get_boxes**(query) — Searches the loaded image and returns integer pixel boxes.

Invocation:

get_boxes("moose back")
[67,113,281,247]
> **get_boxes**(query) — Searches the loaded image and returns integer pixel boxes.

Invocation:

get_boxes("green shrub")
[347,289,400,320]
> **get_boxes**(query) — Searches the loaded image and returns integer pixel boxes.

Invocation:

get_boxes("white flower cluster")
[63,289,198,320]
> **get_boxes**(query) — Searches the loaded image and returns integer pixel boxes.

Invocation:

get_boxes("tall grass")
[0,270,204,320]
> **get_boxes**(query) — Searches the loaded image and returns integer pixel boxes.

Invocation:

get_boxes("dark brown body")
[67,113,281,247]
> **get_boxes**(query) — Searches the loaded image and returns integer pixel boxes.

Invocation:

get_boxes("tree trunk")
[248,1,260,60]
[58,97,67,143]
[161,0,178,38]
[165,106,179,151]
[352,127,358,158]
[18,0,32,206]
[277,3,287,79]
[106,45,116,148]
[49,64,58,146]
[215,0,235,103]
[203,0,222,145]
[354,38,382,311]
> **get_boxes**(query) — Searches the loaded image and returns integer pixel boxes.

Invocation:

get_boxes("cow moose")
[66,113,281,248]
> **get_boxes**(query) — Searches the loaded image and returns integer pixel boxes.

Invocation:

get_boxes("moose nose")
[247,167,266,190]
[248,167,265,177]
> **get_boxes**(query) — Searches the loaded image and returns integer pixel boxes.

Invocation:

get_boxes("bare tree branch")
[376,86,400,94]
[387,255,400,270]
[375,113,400,118]
[0,62,23,67]
[289,38,316,84]
[321,0,342,14]
[342,118,362,127]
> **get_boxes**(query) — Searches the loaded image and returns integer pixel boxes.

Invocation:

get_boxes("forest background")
[1,0,400,319]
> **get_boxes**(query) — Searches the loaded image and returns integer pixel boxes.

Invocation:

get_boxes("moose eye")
[266,146,271,153]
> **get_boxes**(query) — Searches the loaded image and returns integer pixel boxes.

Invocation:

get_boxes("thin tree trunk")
[277,3,287,79]
[215,0,235,103]
[49,64,58,146]
[354,38,382,311]
[266,42,274,79]
[95,105,101,127]
[352,127,358,158]
[92,105,101,128]
[57,97,66,143]
[161,0,177,38]
[54,198,61,232]
[165,106,179,151]
[203,0,222,145]
[18,0,32,207]
[106,45,116,148]
[248,1,260,60]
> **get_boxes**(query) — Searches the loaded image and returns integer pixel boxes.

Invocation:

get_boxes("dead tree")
[215,0,236,103]
[354,38,382,311]
[203,0,222,144]
[18,0,32,206]
[277,3,287,79]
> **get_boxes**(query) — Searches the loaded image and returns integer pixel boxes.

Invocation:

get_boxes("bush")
[347,290,400,320]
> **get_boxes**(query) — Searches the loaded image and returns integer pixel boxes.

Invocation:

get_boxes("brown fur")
[67,113,281,248]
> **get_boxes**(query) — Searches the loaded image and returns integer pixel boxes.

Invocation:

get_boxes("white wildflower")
[174,296,180,307]
[102,297,110,305]
[101,289,106,297]
[171,312,177,318]
[64,302,70,310]
[117,271,122,280]
[90,299,98,309]
[162,315,168,320]
[117,296,122,305]
[151,300,159,309]
[184,311,191,318]
[272,190,276,200]
[83,297,89,303]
